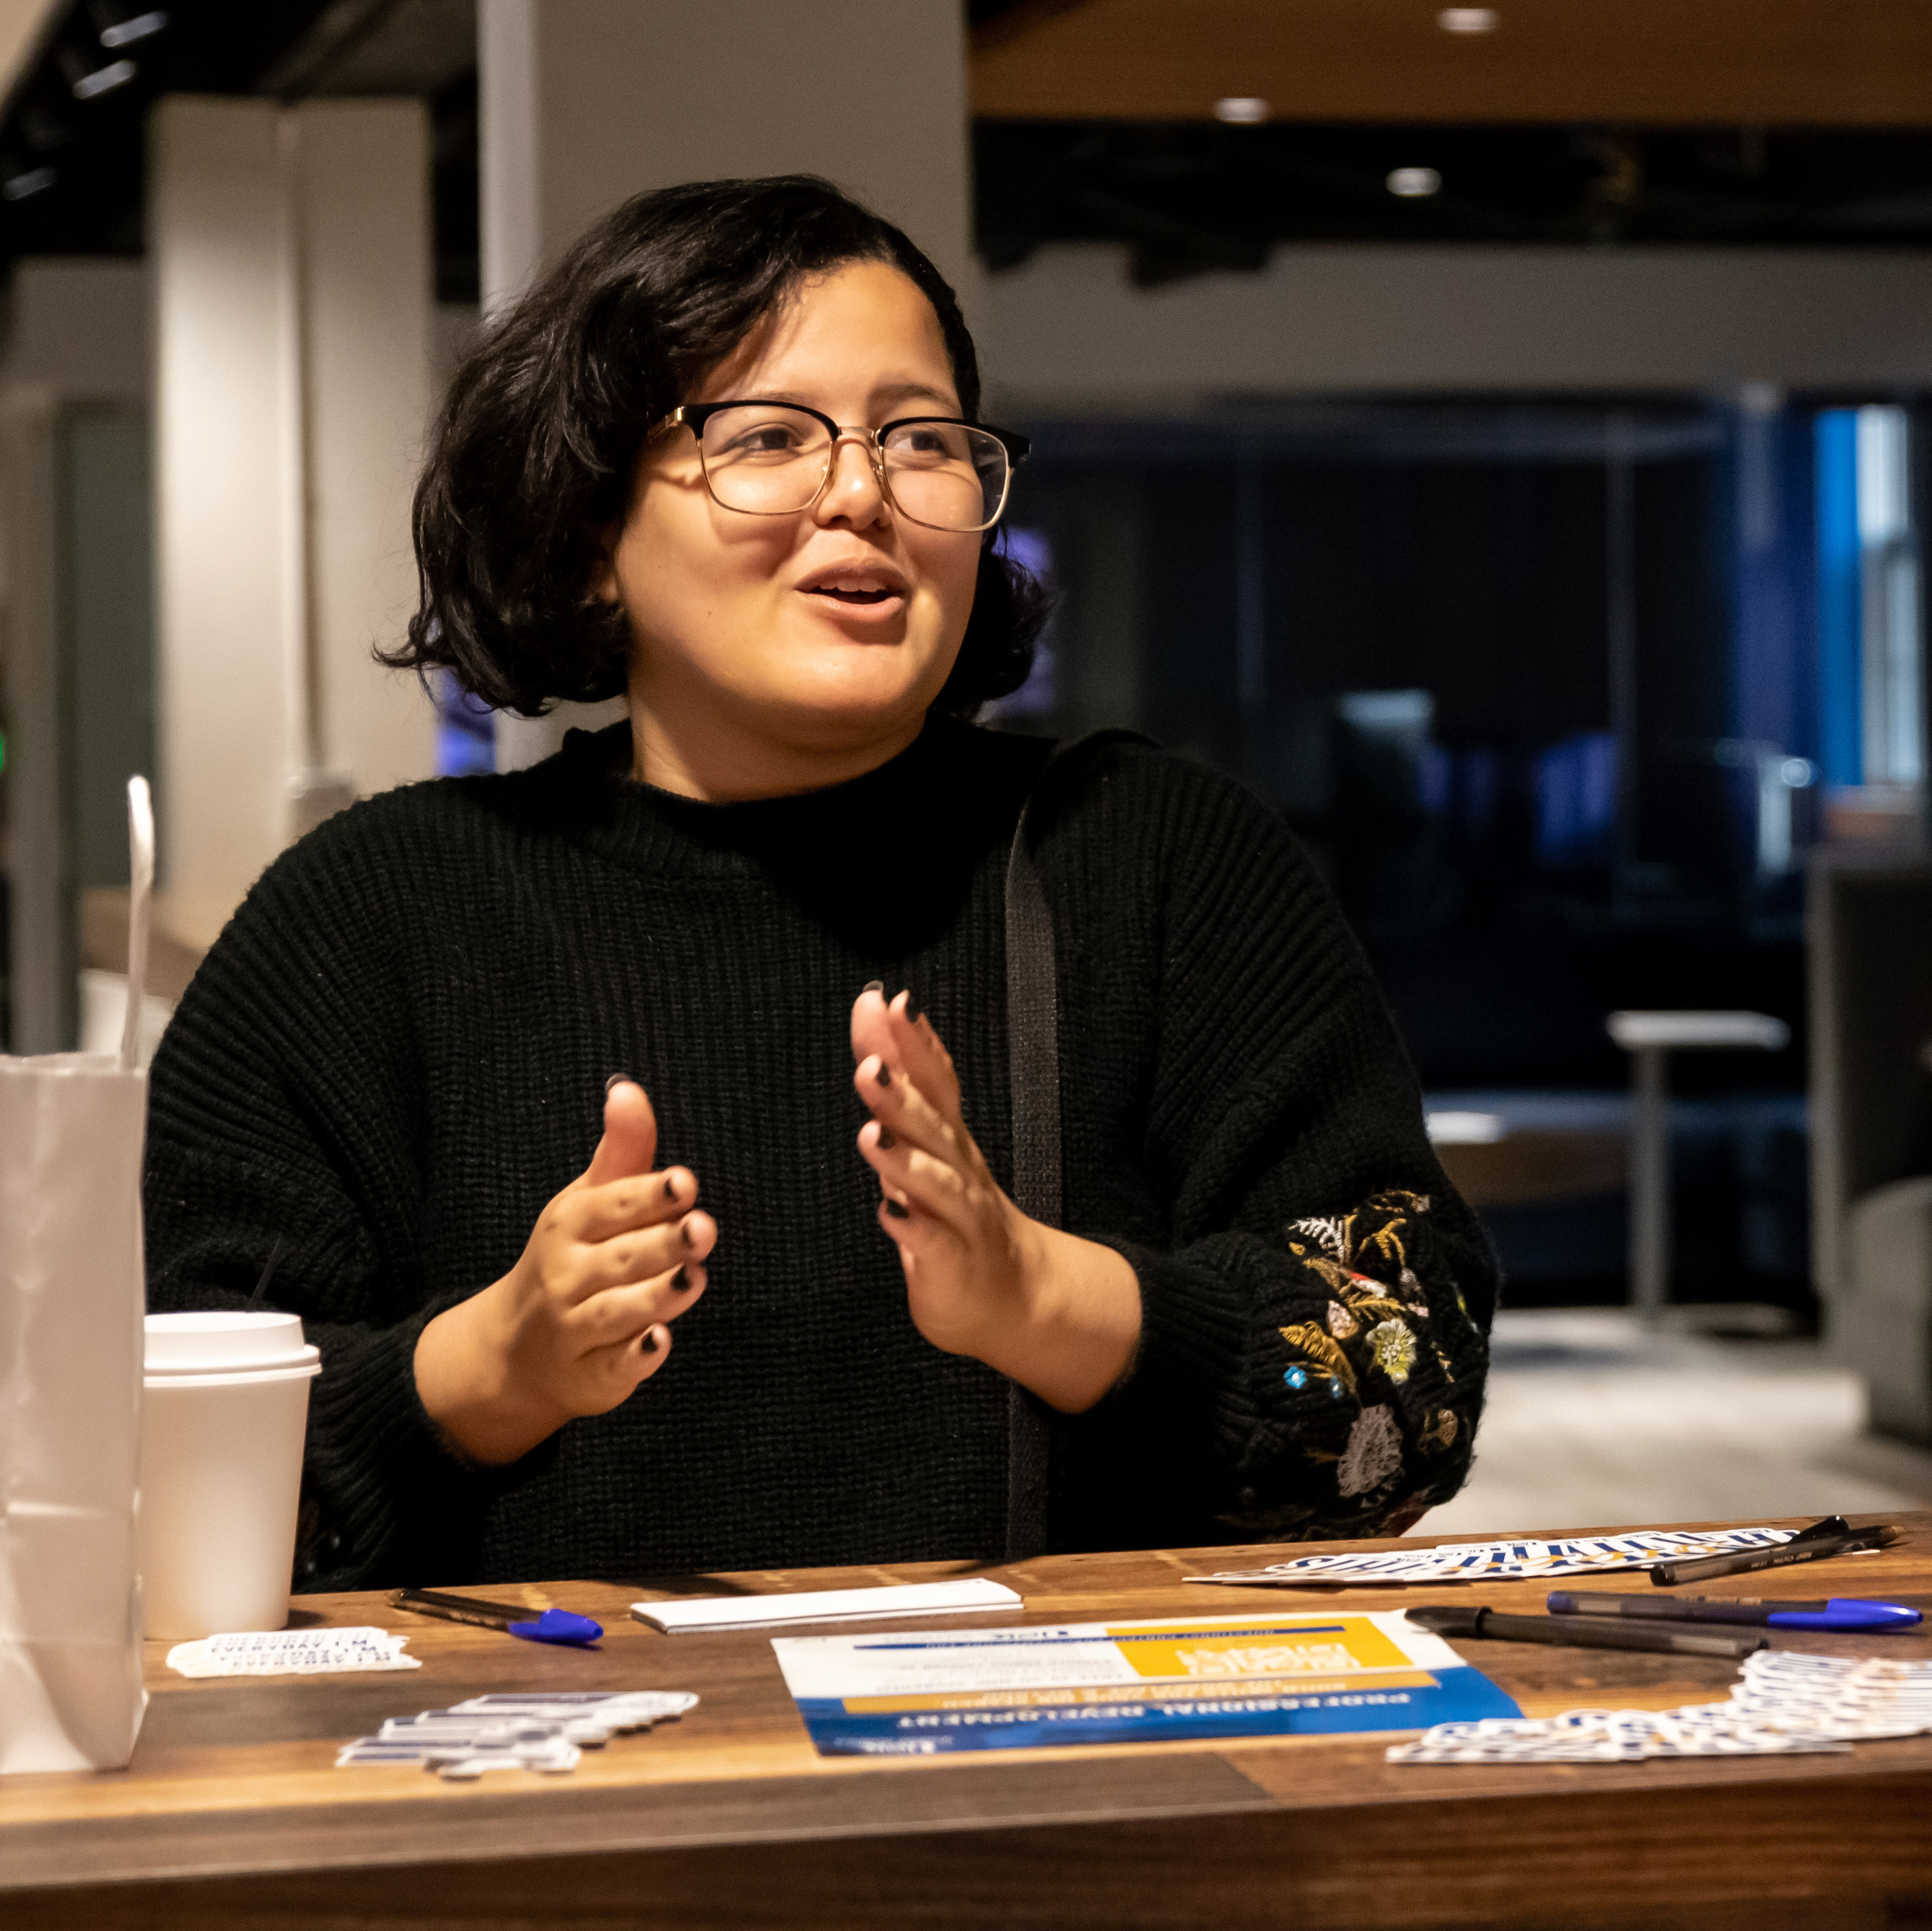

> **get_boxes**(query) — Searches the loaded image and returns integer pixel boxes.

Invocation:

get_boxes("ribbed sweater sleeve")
[1041,745,1494,1551]
[143,795,504,1588]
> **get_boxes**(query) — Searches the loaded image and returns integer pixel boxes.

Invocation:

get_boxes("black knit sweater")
[144,716,1495,1590]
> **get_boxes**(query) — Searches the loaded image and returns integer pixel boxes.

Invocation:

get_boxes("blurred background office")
[1,0,1928,1528]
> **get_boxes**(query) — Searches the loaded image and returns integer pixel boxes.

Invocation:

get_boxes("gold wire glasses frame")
[656,400,1032,534]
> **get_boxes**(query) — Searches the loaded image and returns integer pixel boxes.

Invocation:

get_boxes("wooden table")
[4,1514,1931,1930]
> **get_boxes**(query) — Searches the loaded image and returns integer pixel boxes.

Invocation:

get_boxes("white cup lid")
[145,1310,319,1376]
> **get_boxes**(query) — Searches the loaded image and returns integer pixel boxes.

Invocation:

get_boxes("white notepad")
[630,1576,1022,1634]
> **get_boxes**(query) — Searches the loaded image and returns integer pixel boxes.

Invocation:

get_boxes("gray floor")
[1415,1308,1932,1536]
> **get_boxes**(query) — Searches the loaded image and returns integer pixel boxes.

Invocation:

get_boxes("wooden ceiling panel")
[970,0,1932,128]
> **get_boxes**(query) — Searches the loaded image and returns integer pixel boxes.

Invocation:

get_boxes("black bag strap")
[1002,729,1151,1561]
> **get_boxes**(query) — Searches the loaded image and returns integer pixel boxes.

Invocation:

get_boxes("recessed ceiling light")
[71,58,136,99]
[101,11,168,49]
[1387,166,1442,198]
[1213,96,1270,124]
[1426,1110,1508,1145]
[1438,7,1500,31]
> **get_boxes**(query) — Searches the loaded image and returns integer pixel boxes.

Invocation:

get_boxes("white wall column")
[296,102,439,813]
[477,0,973,770]
[150,96,435,948]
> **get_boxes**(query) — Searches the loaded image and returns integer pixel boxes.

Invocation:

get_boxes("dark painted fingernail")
[681,1217,697,1248]
[663,1175,679,1201]
[875,1062,892,1089]
[864,979,884,995]
[884,1199,910,1220]
[641,1328,660,1353]
[606,1072,636,1095]
[900,991,921,1022]
[878,1127,896,1150]
[672,1265,691,1291]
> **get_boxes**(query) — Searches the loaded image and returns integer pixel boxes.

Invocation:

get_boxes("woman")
[144,176,1494,1592]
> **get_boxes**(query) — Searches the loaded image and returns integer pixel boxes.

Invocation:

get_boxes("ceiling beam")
[971,0,1932,128]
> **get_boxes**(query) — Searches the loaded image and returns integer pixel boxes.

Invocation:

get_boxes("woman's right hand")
[414,1078,714,1466]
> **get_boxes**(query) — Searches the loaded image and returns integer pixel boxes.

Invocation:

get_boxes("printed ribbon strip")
[1188,1527,1795,1589]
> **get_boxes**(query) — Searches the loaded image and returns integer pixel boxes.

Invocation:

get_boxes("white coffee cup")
[139,1312,322,1639]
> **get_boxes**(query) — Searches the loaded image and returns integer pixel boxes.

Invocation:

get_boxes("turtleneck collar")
[561,710,970,838]
[527,711,1053,955]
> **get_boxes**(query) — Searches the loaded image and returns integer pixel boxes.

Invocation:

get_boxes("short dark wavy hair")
[387,175,1047,719]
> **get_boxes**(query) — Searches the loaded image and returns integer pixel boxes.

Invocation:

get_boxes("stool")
[1605,1010,1791,1321]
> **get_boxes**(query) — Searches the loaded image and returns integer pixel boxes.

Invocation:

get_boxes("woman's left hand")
[850,985,1142,1413]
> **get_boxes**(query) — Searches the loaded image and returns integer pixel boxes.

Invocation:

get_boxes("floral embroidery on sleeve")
[1251,1187,1485,1535]
[1367,1320,1417,1382]
[1337,1406,1403,1496]
[1274,1322,1356,1399]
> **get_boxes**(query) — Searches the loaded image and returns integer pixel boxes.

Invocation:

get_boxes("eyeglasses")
[657,401,1030,534]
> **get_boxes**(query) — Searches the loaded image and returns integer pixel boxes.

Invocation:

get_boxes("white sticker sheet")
[166,1627,420,1676]
[334,1689,698,1779]
[1388,1651,1932,1763]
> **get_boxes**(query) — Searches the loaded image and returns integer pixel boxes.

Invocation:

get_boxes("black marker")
[1407,1603,1768,1660]
[1648,1526,1897,1587]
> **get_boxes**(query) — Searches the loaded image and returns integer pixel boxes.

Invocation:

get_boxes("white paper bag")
[0,779,153,1771]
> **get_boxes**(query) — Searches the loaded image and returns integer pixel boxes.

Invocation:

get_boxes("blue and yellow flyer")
[773,1610,1519,1756]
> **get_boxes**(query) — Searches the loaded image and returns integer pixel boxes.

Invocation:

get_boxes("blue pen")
[390,1586,605,1647]
[506,1607,606,1646]
[1547,1590,1921,1633]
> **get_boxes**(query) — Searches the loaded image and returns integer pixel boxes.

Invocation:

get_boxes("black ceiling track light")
[5,0,1932,292]
[0,0,338,263]
[975,121,1932,287]
[0,0,478,295]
